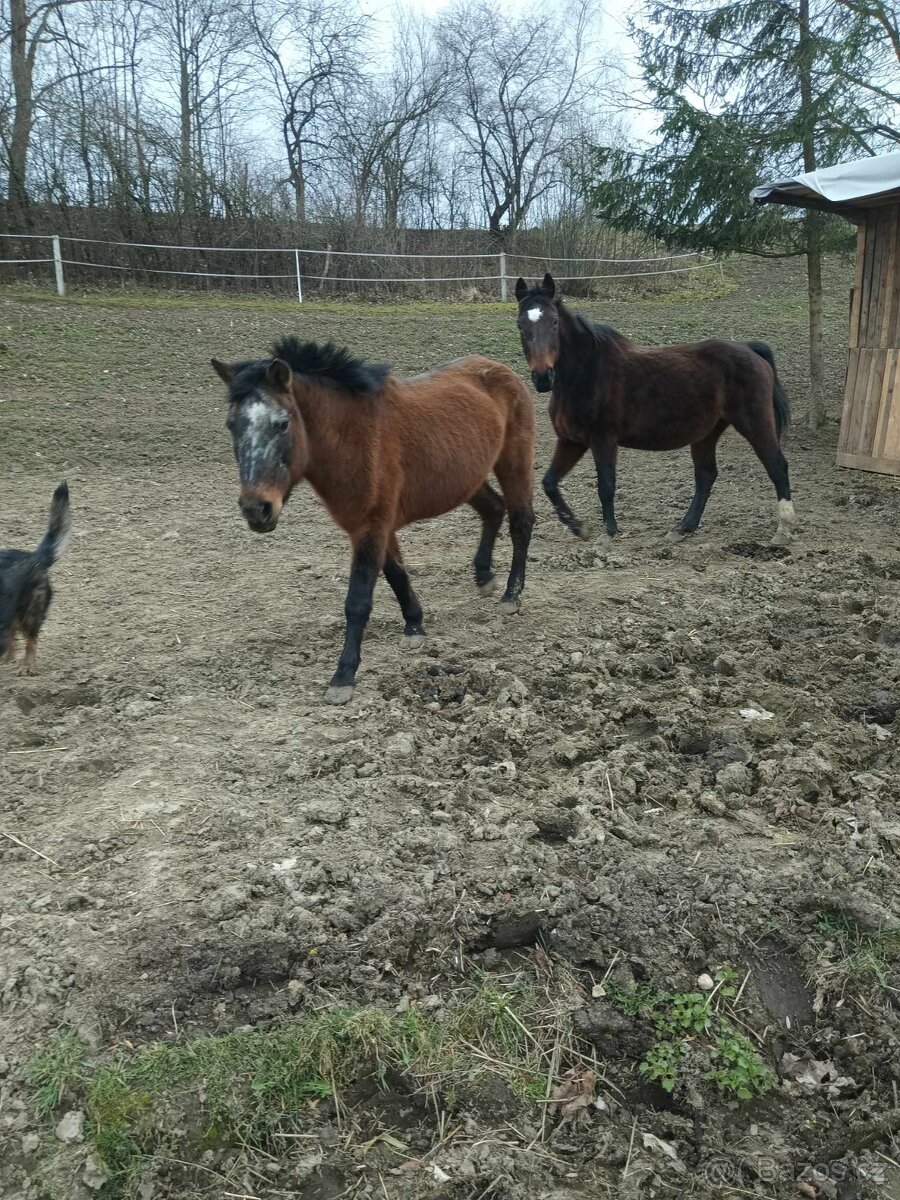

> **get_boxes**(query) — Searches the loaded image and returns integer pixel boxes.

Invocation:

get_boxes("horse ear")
[266,358,291,390]
[514,276,528,302]
[211,358,234,384]
[542,272,556,299]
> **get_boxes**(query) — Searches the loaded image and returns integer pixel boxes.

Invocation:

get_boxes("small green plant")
[617,968,773,1101]
[708,1032,774,1100]
[640,1038,684,1093]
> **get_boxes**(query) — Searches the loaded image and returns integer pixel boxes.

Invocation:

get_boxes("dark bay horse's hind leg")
[672,422,727,537]
[384,533,426,647]
[543,438,590,539]
[325,534,386,705]
[733,420,796,546]
[590,434,619,537]
[469,482,506,595]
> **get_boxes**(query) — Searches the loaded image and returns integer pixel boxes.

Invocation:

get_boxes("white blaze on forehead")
[245,400,270,432]
[240,399,278,471]
[526,307,543,323]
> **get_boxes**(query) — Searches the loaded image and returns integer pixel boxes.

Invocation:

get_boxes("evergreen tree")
[584,0,900,429]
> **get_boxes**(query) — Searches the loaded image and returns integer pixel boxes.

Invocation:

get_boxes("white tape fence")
[0,233,719,300]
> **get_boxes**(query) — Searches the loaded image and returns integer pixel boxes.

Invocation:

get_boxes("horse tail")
[34,481,71,568]
[747,341,790,443]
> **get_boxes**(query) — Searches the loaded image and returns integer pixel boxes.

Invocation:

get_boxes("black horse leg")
[469,482,506,594]
[383,533,426,644]
[734,420,796,546]
[674,422,727,535]
[326,536,384,705]
[542,438,589,538]
[590,435,619,536]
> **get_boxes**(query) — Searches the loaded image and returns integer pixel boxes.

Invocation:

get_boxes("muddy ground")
[1,259,899,1200]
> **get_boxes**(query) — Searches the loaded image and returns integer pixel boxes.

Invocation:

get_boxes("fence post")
[294,249,303,303]
[52,235,65,297]
[499,252,507,303]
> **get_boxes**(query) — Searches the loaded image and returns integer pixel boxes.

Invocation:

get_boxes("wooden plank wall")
[837,204,900,475]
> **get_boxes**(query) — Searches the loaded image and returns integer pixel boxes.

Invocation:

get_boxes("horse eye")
[274,412,290,431]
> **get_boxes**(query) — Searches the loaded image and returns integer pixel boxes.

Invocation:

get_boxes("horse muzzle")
[240,498,279,534]
[531,367,555,393]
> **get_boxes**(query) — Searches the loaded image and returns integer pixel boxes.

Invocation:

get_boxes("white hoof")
[772,499,797,546]
[477,578,497,597]
[402,633,426,650]
[665,527,690,543]
[574,521,592,542]
[498,597,521,614]
[324,684,355,705]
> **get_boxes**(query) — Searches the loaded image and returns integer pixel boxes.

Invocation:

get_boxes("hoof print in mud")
[724,541,792,562]
[473,909,549,952]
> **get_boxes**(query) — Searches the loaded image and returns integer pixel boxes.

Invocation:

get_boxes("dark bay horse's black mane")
[230,335,391,401]
[567,313,629,359]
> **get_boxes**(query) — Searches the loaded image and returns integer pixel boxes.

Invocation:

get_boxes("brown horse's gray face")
[515,273,558,392]
[212,357,306,534]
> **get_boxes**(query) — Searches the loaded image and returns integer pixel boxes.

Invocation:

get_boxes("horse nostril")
[258,501,273,522]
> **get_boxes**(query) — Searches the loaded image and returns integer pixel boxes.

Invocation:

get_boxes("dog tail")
[34,482,71,568]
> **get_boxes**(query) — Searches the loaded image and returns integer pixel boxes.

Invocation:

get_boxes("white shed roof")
[752,151,900,214]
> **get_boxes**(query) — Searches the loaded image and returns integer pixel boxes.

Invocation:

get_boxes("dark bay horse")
[212,337,535,704]
[515,273,796,547]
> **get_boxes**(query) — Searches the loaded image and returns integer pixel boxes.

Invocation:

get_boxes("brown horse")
[515,273,796,547]
[211,337,535,704]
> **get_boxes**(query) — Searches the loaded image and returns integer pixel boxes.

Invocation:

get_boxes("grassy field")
[2,253,900,1200]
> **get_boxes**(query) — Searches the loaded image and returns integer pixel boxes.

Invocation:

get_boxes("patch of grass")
[29,979,567,1197]
[617,969,774,1101]
[28,1030,87,1116]
[815,912,900,990]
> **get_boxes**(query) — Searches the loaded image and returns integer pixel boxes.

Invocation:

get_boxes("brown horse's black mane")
[230,335,391,401]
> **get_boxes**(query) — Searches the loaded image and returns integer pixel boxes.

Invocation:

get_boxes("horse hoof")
[477,577,497,597]
[666,527,690,543]
[402,633,426,650]
[324,684,355,705]
[498,596,521,614]
[574,521,592,541]
[769,531,794,548]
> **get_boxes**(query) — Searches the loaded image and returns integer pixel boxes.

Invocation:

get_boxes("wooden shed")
[753,151,900,477]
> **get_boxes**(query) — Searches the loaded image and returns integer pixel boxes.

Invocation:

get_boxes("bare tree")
[249,0,368,222]
[1,0,107,221]
[436,0,607,243]
[335,12,446,229]
[149,0,248,225]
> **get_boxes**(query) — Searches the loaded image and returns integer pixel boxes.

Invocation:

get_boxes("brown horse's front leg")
[590,435,619,537]
[325,533,386,705]
[384,533,426,647]
[542,438,590,539]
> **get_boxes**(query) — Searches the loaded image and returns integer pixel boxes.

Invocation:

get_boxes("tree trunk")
[287,133,306,224]
[8,0,34,223]
[178,10,194,220]
[805,216,826,430]
[798,0,827,430]
[293,159,306,224]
